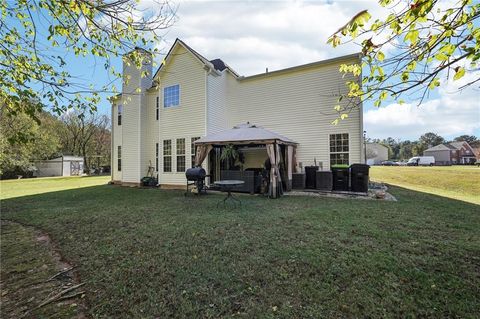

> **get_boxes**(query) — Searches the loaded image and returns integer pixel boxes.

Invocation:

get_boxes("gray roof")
[449,141,468,150]
[195,123,296,145]
[424,144,456,152]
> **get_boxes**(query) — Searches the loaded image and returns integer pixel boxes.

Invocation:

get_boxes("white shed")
[34,156,84,177]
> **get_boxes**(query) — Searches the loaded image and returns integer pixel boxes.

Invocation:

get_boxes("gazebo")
[194,123,298,198]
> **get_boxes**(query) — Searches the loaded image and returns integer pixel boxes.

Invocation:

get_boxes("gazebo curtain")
[266,143,283,198]
[195,145,212,167]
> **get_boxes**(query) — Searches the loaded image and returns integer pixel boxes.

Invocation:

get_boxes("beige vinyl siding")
[142,92,158,176]
[227,58,363,170]
[156,44,207,185]
[207,72,228,134]
[111,104,122,181]
[120,52,152,183]
[114,43,364,186]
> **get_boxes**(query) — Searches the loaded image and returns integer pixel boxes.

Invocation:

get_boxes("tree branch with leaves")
[327,0,479,121]
[0,0,176,130]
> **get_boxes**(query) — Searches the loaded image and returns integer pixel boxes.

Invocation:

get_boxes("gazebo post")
[266,143,276,198]
[287,145,294,191]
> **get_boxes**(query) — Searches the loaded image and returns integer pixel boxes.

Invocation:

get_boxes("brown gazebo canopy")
[194,123,297,198]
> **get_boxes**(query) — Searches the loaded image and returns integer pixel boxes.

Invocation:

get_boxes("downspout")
[358,54,365,164]
[111,103,114,182]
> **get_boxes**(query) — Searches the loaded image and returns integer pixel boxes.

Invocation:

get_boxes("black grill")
[185,167,207,195]
[186,167,206,181]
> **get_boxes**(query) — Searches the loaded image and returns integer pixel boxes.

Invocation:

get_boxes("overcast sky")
[93,0,480,141]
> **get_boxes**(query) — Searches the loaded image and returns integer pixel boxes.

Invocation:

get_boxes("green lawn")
[0,175,111,200]
[370,166,480,205]
[1,176,479,318]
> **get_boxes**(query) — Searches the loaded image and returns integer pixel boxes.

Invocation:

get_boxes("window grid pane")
[163,140,171,156]
[163,140,171,172]
[163,157,171,172]
[117,105,122,126]
[176,138,186,172]
[164,85,179,108]
[117,146,122,171]
[329,133,349,165]
[176,138,185,155]
[177,156,185,172]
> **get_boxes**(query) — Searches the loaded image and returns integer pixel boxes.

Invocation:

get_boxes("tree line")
[368,132,479,160]
[0,108,110,179]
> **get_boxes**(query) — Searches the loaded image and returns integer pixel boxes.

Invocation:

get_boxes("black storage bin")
[332,167,349,191]
[350,164,370,192]
[305,166,319,189]
[220,170,255,194]
[292,173,306,189]
[316,171,333,191]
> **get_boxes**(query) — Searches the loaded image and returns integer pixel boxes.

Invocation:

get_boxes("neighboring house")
[473,147,480,161]
[110,39,364,187]
[34,156,84,177]
[424,141,477,165]
[365,143,389,165]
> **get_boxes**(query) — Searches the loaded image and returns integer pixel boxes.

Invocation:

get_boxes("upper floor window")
[156,97,159,120]
[164,85,179,108]
[117,105,123,126]
[330,133,349,165]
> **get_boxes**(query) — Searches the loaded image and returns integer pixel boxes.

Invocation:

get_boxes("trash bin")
[350,164,370,192]
[292,173,306,189]
[331,166,349,191]
[316,171,333,191]
[305,166,319,189]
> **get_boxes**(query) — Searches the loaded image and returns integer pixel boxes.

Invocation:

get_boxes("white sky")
[149,0,480,140]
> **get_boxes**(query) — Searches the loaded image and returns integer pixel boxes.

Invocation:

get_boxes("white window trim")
[329,133,350,166]
[163,84,180,108]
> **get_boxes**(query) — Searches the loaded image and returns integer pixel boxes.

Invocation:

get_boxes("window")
[191,137,200,167]
[155,143,159,172]
[164,85,180,108]
[117,105,123,126]
[176,138,186,172]
[156,96,159,120]
[163,140,172,172]
[117,146,122,171]
[330,133,349,165]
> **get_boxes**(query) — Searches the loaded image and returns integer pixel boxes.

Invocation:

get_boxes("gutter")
[238,53,362,81]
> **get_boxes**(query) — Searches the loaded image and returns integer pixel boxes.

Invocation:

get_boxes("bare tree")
[60,111,110,173]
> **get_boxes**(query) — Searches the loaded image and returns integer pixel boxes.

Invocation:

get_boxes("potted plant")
[220,144,240,170]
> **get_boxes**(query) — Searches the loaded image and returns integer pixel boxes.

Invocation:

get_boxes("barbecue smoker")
[185,167,208,195]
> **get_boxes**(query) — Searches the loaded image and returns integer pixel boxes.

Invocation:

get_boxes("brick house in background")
[424,141,477,165]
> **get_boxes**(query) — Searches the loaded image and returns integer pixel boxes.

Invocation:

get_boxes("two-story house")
[110,39,364,187]
[424,141,477,165]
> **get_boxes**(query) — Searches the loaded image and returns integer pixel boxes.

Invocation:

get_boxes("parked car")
[407,156,435,166]
[381,161,399,166]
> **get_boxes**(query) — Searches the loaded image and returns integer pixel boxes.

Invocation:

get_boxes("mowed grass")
[1,177,479,318]
[370,165,480,205]
[0,175,110,200]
